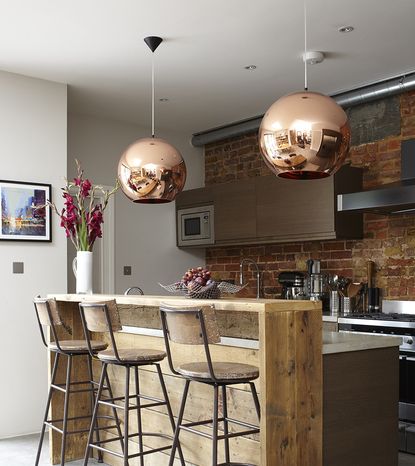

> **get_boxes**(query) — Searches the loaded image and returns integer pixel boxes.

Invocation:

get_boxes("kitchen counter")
[118,325,401,355]
[47,294,399,466]
[48,294,322,466]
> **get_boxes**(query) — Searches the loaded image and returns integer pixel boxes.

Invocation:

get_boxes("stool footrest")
[217,463,258,466]
[44,422,90,436]
[94,431,173,445]
[179,416,259,441]
[90,442,172,460]
[89,432,173,460]
[98,394,166,411]
[50,382,98,395]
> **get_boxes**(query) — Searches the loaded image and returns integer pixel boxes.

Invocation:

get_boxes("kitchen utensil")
[348,282,362,298]
[366,260,381,312]
[367,261,376,288]
[368,287,381,312]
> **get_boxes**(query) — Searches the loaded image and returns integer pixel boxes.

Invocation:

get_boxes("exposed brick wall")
[205,91,415,299]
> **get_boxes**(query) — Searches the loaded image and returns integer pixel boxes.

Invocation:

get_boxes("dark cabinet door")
[213,178,256,242]
[255,175,336,241]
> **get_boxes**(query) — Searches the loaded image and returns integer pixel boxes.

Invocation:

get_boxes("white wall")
[67,114,205,295]
[0,72,67,437]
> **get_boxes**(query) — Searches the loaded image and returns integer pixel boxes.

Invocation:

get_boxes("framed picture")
[0,180,52,242]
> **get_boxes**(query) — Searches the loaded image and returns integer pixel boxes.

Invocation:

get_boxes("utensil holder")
[329,291,340,315]
[340,296,356,315]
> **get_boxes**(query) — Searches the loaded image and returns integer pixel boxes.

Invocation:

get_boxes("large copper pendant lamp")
[118,36,186,203]
[258,2,350,180]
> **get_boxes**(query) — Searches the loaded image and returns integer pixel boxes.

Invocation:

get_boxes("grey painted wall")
[67,114,205,295]
[0,71,67,438]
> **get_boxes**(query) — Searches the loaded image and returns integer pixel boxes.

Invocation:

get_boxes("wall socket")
[13,262,24,274]
[123,266,132,276]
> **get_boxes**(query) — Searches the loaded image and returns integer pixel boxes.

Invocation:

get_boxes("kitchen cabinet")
[176,165,363,247]
[213,180,256,241]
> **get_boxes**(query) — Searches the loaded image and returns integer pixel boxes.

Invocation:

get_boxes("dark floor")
[0,434,107,466]
[0,433,415,465]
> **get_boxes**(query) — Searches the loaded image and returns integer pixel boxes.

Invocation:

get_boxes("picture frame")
[0,180,52,242]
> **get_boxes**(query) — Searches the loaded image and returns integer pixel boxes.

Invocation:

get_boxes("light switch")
[13,262,24,274]
[123,266,132,276]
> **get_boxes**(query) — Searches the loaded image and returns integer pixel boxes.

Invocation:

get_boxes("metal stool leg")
[35,352,60,466]
[86,355,103,463]
[169,379,190,466]
[83,364,107,466]
[249,382,261,421]
[104,370,125,454]
[222,385,230,464]
[212,384,219,466]
[134,367,144,466]
[155,364,186,466]
[60,354,73,466]
[124,366,130,466]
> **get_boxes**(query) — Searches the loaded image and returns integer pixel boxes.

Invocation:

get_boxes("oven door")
[400,353,415,423]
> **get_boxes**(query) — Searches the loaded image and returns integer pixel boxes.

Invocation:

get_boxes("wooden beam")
[259,303,322,466]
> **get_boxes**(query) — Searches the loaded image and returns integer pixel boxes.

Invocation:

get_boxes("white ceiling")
[0,0,414,135]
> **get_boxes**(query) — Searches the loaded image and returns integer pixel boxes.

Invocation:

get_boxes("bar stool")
[34,297,123,466]
[159,304,261,466]
[79,301,185,466]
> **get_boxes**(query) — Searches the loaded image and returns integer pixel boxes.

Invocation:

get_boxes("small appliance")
[177,205,214,247]
[278,271,306,300]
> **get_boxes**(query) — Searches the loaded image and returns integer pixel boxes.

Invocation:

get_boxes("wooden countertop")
[50,293,322,313]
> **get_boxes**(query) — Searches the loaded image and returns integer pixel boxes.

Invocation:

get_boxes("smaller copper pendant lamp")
[258,1,350,180]
[118,36,186,203]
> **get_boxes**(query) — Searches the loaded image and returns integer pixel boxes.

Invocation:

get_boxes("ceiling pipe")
[191,71,415,147]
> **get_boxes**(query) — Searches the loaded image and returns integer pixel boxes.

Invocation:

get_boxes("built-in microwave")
[177,205,214,247]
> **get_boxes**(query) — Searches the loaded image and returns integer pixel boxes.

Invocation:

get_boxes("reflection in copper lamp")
[258,0,350,179]
[118,36,186,203]
[118,137,186,203]
[259,91,350,179]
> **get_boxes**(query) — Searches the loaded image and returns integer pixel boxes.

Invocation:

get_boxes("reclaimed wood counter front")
[47,294,323,466]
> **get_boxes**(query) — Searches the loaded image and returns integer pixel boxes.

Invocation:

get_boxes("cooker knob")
[405,337,414,345]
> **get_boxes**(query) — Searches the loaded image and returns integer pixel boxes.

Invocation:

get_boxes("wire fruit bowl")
[159,281,245,299]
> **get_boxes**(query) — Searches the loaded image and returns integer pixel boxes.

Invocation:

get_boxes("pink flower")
[52,161,118,251]
[80,179,92,198]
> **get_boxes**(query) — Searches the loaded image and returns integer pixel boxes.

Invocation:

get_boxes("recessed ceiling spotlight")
[159,98,169,102]
[244,65,257,70]
[338,25,354,33]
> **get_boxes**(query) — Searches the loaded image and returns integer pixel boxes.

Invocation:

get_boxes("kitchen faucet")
[239,258,262,299]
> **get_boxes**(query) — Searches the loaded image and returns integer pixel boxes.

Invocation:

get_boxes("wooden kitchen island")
[46,294,399,466]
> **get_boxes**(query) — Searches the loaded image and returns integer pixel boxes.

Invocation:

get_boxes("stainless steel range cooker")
[338,300,415,454]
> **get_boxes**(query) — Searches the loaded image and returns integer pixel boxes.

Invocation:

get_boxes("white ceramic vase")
[72,251,93,294]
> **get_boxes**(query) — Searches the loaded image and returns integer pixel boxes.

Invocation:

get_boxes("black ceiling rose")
[144,36,163,53]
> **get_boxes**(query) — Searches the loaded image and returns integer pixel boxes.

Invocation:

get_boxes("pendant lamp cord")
[151,52,155,137]
[304,0,308,91]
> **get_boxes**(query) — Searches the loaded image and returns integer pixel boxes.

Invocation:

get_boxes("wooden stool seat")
[177,361,259,381]
[49,339,107,353]
[97,347,166,363]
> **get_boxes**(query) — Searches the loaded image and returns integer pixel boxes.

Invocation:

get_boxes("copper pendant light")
[258,2,350,180]
[118,36,187,203]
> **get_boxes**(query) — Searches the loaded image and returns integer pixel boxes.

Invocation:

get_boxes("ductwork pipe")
[192,72,415,147]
